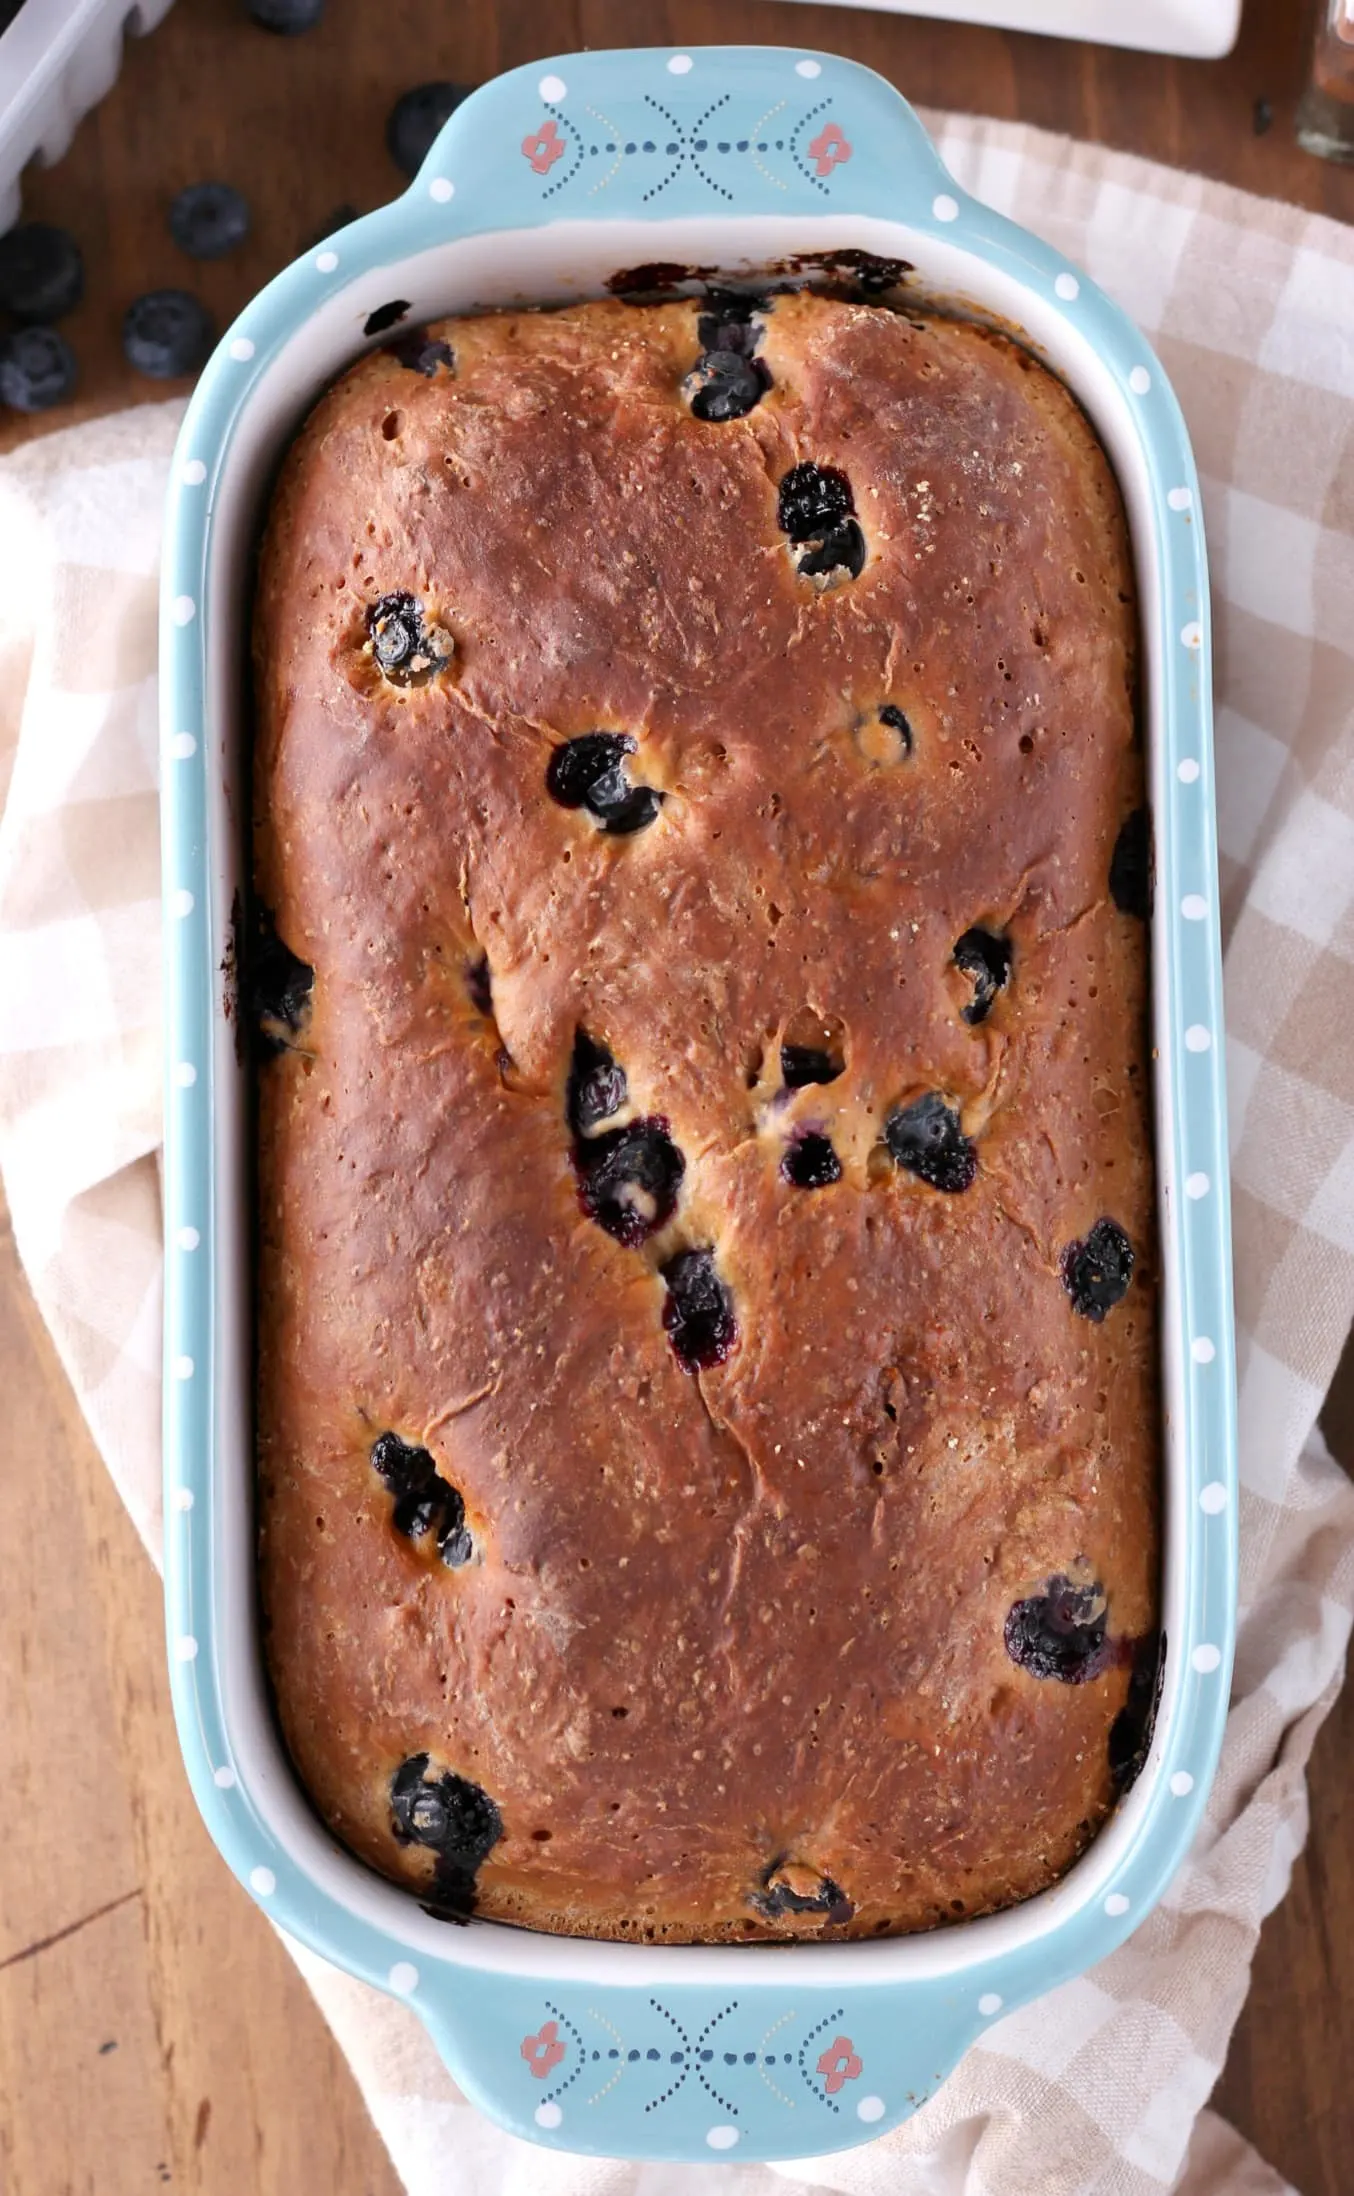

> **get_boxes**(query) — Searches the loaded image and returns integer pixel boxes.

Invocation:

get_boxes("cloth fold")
[1,110,1352,2196]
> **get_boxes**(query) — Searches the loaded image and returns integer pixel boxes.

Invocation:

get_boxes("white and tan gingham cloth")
[1,111,1352,2196]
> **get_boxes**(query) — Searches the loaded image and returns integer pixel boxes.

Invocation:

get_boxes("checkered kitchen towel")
[1,111,1352,2196]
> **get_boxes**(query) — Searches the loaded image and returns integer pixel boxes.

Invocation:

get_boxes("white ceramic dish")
[776,0,1241,59]
[0,0,175,234]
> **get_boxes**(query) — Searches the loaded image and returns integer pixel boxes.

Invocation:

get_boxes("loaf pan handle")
[412,1967,981,2164]
[406,46,964,237]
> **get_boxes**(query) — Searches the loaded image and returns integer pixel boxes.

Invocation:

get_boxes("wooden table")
[0,1,1350,2188]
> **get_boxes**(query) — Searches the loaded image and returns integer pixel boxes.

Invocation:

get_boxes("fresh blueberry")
[1109,1633,1165,1789]
[169,182,250,261]
[752,1858,854,1925]
[545,735,662,836]
[1110,807,1151,919]
[577,1121,684,1247]
[661,1248,737,1370]
[953,927,1012,1025]
[878,703,914,755]
[1004,1575,1109,1683]
[246,0,324,32]
[781,1045,841,1089]
[363,299,411,338]
[0,326,77,412]
[390,1754,502,1913]
[777,462,853,541]
[684,348,769,422]
[248,902,313,1054]
[0,223,83,321]
[781,1131,841,1189]
[389,327,455,377]
[122,289,215,379]
[1062,1217,1134,1321]
[884,1093,977,1193]
[568,1029,628,1135]
[366,592,448,685]
[386,83,472,178]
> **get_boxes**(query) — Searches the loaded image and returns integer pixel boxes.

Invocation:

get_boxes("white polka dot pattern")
[429,178,454,203]
[1200,1481,1229,1514]
[538,73,567,101]
[534,2101,563,2129]
[1105,1892,1130,1917]
[857,2095,886,2122]
[1177,757,1200,783]
[667,53,693,73]
[978,1991,1003,2015]
[250,1866,277,1896]
[388,1961,419,1993]
[795,58,822,77]
[1054,272,1079,300]
[1170,1770,1195,1796]
[933,193,959,222]
[1192,1643,1223,1674]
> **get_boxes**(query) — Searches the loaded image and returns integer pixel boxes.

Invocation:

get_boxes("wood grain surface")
[0,0,1350,2190]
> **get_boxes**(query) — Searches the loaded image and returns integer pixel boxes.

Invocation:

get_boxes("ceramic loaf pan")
[160,46,1237,2165]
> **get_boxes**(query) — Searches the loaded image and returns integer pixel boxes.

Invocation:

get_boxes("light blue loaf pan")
[159,45,1237,2165]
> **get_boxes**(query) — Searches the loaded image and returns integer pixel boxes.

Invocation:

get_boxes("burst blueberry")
[1110,807,1151,919]
[752,1858,854,1925]
[954,927,1012,1025]
[661,1249,737,1370]
[577,1121,684,1247]
[777,462,854,541]
[1005,1575,1109,1683]
[389,1754,503,1913]
[366,592,449,685]
[249,902,313,1054]
[568,1029,628,1135]
[389,328,455,377]
[884,1093,977,1193]
[782,1131,841,1189]
[684,347,769,422]
[546,735,662,836]
[1062,1217,1134,1320]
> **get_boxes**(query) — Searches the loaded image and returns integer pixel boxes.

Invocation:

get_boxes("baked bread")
[252,287,1159,1942]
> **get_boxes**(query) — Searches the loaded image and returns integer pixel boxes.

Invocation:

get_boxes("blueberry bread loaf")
[252,288,1158,1941]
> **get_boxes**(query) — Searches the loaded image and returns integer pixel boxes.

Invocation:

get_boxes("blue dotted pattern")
[160,40,1236,2172]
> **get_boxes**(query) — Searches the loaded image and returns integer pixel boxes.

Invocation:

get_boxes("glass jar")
[1297,0,1354,163]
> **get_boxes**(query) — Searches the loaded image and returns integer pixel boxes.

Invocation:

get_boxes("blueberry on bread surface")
[253,290,1155,1941]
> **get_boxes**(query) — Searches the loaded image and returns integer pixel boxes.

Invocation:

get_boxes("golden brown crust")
[253,291,1157,1942]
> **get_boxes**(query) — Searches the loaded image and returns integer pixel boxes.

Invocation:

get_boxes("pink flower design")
[816,2035,863,2095]
[521,2019,567,2079]
[808,122,852,179]
[522,119,567,176]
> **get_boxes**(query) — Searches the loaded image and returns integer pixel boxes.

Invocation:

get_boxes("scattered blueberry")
[370,1432,474,1565]
[0,223,83,321]
[1062,1218,1134,1321]
[169,182,250,261]
[363,299,411,338]
[545,734,662,836]
[953,927,1012,1025]
[386,83,472,178]
[389,327,455,376]
[248,902,313,1054]
[1109,807,1151,919]
[0,326,77,412]
[1004,1575,1109,1683]
[684,347,768,422]
[246,0,324,32]
[781,1045,841,1089]
[568,1028,628,1135]
[752,1858,854,1925]
[122,289,214,379]
[661,1248,737,1370]
[884,1093,977,1193]
[1109,1633,1165,1789]
[878,703,914,755]
[390,1753,502,1913]
[577,1121,684,1247]
[782,1131,841,1190]
[366,592,450,685]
